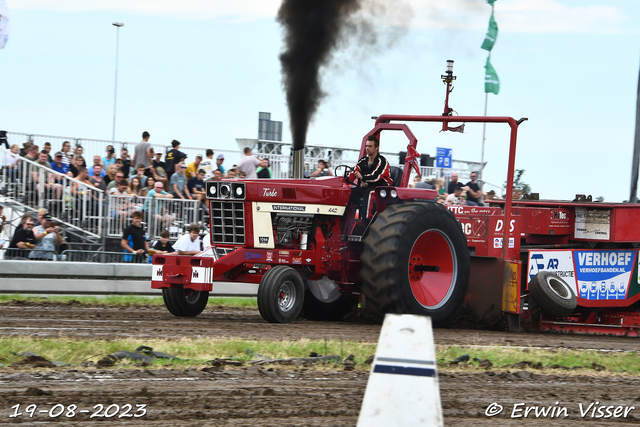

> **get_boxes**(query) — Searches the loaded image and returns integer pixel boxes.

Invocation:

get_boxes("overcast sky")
[2,0,640,201]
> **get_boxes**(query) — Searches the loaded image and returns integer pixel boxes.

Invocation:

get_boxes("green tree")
[504,169,531,196]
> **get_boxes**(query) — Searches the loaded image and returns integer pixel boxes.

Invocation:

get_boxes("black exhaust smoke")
[277,0,361,154]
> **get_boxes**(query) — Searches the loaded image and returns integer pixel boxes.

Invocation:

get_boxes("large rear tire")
[300,278,356,321]
[162,287,209,317]
[361,202,470,327]
[257,266,304,323]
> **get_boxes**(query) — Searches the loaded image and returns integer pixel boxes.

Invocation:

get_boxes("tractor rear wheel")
[258,266,304,323]
[529,271,576,318]
[300,278,356,321]
[361,202,470,326]
[162,287,209,317]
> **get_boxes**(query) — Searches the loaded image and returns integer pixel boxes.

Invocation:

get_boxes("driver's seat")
[389,166,403,187]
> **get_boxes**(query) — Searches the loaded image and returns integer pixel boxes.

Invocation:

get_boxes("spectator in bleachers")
[70,155,85,177]
[29,213,62,260]
[4,144,20,181]
[107,171,127,191]
[165,139,186,180]
[133,131,152,172]
[210,169,223,181]
[188,169,206,208]
[34,209,47,227]
[216,154,226,176]
[151,230,175,255]
[129,176,144,199]
[132,164,148,189]
[109,179,135,221]
[50,151,73,178]
[121,210,149,260]
[142,181,174,229]
[141,176,155,197]
[256,158,273,179]
[20,141,33,157]
[237,147,260,179]
[199,149,215,179]
[119,148,131,178]
[23,144,39,163]
[148,148,168,188]
[173,224,202,255]
[103,145,116,168]
[186,154,202,179]
[7,215,36,258]
[43,142,53,162]
[101,164,118,191]
[89,164,104,188]
[33,151,63,198]
[170,162,192,200]
[60,141,73,168]
[87,155,106,177]
[73,146,87,167]
[72,167,91,187]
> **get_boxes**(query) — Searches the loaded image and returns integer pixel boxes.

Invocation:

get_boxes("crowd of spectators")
[1,130,339,261]
[409,171,504,206]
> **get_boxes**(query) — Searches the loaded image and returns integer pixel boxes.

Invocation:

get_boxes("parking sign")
[436,147,452,168]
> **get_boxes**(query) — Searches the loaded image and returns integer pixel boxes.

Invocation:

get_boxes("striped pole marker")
[357,314,443,426]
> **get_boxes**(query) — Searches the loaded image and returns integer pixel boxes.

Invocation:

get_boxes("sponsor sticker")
[245,252,262,261]
[493,237,514,248]
[279,251,289,257]
[305,258,312,263]
[292,257,302,264]
[266,251,273,262]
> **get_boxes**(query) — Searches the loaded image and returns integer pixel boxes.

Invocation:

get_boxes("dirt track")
[1,302,640,426]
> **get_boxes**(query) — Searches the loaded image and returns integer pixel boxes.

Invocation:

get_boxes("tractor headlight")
[390,189,398,198]
[219,184,231,199]
[379,189,387,198]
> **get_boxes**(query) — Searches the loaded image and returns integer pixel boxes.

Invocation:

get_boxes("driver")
[348,135,393,221]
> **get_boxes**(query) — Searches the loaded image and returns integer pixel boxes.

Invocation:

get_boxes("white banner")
[0,0,10,49]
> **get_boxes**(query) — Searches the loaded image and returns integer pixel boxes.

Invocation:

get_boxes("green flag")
[487,0,497,5]
[484,57,499,94]
[481,13,498,51]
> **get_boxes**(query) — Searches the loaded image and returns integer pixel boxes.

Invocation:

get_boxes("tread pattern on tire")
[257,265,304,323]
[162,288,209,317]
[361,202,470,327]
[529,271,577,318]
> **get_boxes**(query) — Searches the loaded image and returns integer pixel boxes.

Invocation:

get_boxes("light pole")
[112,22,124,142]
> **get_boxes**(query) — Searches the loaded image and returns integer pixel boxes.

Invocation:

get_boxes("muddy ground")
[1,302,640,426]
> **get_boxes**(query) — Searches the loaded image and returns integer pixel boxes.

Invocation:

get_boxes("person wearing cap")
[29,213,62,260]
[50,151,73,178]
[216,154,226,176]
[186,154,202,179]
[199,149,215,180]
[170,162,192,200]
[149,150,168,188]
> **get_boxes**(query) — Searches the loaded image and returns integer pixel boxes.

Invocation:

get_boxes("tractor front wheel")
[162,287,209,317]
[361,202,470,326]
[258,266,305,323]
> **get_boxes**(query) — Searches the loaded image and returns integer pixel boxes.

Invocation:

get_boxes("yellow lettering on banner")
[502,261,520,314]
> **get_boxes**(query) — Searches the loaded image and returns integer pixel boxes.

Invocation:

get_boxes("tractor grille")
[211,201,245,245]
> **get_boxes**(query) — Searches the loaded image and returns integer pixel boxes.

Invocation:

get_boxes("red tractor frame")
[153,62,640,336]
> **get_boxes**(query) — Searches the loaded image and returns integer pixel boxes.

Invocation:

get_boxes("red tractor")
[153,61,640,336]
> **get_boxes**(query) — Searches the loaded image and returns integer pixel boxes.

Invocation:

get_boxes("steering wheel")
[334,165,355,183]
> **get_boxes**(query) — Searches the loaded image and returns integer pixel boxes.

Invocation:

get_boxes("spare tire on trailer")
[162,287,209,317]
[361,202,470,327]
[299,277,356,321]
[529,271,576,318]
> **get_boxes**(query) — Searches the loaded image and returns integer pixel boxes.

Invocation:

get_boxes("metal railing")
[0,247,59,261]
[61,250,149,263]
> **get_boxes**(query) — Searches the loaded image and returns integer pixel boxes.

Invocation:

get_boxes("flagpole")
[479,3,494,181]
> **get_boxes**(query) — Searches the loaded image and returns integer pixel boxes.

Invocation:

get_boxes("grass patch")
[2,336,640,375]
[0,294,257,308]
[0,336,376,368]
[438,345,640,374]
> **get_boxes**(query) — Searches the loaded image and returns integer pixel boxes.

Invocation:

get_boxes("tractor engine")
[272,214,313,248]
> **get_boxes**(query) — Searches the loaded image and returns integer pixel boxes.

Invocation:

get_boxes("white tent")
[0,0,10,49]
